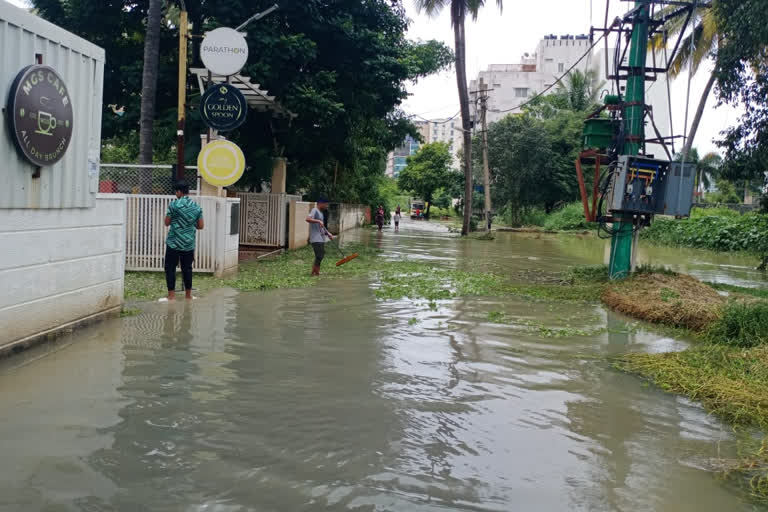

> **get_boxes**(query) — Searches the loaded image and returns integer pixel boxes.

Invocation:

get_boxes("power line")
[490,31,608,115]
[407,110,461,123]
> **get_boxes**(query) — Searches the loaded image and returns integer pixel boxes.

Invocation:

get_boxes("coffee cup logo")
[36,111,57,136]
[7,65,74,167]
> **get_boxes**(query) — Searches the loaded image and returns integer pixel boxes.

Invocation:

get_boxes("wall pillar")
[271,157,287,194]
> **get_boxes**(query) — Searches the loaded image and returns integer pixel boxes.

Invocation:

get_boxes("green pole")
[609,1,649,280]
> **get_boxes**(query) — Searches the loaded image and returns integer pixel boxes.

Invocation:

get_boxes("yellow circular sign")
[197,140,245,187]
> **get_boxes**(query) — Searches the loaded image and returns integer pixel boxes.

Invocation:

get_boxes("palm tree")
[415,0,503,235]
[675,147,721,198]
[651,2,719,159]
[138,0,164,192]
[554,68,605,112]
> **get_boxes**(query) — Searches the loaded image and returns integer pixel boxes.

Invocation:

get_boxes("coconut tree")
[138,0,164,192]
[554,68,605,112]
[414,0,503,235]
[651,2,719,159]
[675,147,722,197]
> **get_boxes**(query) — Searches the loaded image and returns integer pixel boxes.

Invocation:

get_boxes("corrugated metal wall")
[0,2,105,209]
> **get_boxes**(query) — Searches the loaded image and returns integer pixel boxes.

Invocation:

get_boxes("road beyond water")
[1,219,767,511]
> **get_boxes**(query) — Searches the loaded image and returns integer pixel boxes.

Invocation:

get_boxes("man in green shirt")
[164,182,204,300]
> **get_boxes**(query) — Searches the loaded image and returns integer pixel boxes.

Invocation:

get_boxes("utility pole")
[609,1,650,279]
[176,0,188,183]
[478,77,492,232]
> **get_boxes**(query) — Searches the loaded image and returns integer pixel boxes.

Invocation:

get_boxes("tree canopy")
[713,0,768,189]
[31,0,453,205]
[398,142,453,216]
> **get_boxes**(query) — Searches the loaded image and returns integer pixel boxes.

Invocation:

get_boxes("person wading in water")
[163,182,204,300]
[306,197,333,276]
[375,205,385,231]
[394,205,401,232]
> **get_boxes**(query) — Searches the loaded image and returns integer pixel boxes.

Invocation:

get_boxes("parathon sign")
[200,84,247,132]
[7,65,73,167]
[200,28,249,77]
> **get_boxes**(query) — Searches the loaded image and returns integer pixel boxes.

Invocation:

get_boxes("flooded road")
[1,220,766,511]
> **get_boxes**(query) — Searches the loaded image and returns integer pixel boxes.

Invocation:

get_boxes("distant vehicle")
[410,199,425,220]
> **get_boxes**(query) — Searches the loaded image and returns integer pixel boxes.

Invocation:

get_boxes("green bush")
[543,202,592,231]
[706,301,768,348]
[520,207,547,227]
[642,210,768,255]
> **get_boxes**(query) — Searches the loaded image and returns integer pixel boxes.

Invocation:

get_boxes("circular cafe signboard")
[197,140,246,187]
[200,27,248,76]
[7,65,74,167]
[200,84,248,132]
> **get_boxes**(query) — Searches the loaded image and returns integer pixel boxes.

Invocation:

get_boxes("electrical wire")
[407,110,461,123]
[490,31,608,114]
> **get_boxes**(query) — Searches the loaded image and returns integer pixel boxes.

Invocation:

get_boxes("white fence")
[237,193,300,247]
[125,195,239,274]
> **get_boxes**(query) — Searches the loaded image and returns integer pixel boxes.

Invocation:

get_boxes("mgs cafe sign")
[6,65,74,167]
[200,83,247,132]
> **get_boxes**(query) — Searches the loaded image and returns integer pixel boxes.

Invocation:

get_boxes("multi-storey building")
[385,121,429,178]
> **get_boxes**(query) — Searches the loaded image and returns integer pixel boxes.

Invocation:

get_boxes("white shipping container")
[0,0,105,209]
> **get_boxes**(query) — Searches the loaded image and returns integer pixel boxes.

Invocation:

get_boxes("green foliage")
[552,68,605,112]
[642,209,768,262]
[564,265,609,284]
[705,180,742,204]
[542,202,592,231]
[480,110,585,224]
[33,0,453,206]
[398,143,453,215]
[706,301,768,348]
[713,0,768,195]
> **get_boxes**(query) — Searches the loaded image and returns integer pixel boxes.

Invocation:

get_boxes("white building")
[470,35,596,125]
[427,116,464,171]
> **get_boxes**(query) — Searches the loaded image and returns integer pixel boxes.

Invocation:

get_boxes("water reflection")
[0,220,766,511]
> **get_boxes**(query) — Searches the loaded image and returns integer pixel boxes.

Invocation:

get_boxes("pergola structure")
[191,68,295,119]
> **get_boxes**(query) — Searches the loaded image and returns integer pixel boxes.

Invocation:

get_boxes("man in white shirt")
[305,197,334,276]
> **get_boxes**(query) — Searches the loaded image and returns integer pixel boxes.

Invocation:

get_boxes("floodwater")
[1,220,767,512]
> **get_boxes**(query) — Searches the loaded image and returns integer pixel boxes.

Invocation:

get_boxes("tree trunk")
[681,71,717,159]
[138,0,163,192]
[453,10,472,236]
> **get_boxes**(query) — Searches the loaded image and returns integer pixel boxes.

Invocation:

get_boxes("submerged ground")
[2,219,767,511]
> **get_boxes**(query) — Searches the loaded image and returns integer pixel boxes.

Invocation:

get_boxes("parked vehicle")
[410,199,425,220]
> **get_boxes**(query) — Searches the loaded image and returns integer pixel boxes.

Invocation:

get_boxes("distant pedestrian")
[375,205,385,231]
[394,206,401,231]
[306,197,333,276]
[164,182,203,300]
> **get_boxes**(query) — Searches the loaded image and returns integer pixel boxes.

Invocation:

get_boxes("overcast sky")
[6,0,736,155]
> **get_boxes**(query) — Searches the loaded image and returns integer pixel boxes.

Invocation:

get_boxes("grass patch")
[469,231,495,240]
[542,202,593,231]
[609,270,768,501]
[706,301,768,348]
[617,345,768,500]
[120,307,142,317]
[616,345,768,428]
[602,272,725,331]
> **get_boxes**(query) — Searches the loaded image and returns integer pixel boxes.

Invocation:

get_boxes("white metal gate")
[125,195,216,272]
[237,193,300,247]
